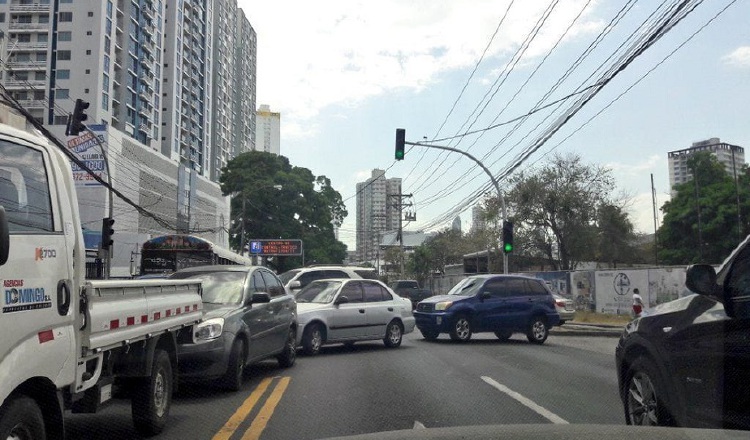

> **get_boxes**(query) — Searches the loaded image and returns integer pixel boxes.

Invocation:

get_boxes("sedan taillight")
[555,300,566,308]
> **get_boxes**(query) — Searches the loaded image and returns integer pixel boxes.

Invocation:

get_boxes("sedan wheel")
[383,321,403,348]
[302,324,323,356]
[449,315,472,342]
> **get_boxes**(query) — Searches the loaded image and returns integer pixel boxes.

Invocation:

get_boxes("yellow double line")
[212,376,291,440]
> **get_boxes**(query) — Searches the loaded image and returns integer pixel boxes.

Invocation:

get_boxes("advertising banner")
[67,124,108,187]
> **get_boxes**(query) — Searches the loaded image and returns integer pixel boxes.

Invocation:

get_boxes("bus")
[140,234,253,276]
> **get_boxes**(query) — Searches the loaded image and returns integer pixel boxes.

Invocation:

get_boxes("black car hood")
[632,293,728,336]
[201,303,239,319]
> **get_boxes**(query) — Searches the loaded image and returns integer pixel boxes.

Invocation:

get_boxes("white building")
[668,138,744,195]
[0,0,164,148]
[355,169,401,263]
[255,104,280,155]
[471,205,486,233]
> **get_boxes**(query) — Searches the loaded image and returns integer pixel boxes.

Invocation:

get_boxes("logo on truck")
[35,247,57,261]
[3,280,51,313]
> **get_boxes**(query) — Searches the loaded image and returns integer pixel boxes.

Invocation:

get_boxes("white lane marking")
[413,421,426,429]
[481,376,569,425]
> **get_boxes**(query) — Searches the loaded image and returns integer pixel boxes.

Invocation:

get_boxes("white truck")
[0,115,204,438]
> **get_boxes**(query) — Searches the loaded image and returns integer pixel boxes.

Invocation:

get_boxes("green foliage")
[219,151,348,272]
[596,204,638,268]
[657,152,749,265]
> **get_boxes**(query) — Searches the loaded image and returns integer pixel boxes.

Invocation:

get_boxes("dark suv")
[616,236,750,429]
[413,274,559,344]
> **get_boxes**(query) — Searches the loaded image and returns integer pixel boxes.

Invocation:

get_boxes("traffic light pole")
[405,140,508,274]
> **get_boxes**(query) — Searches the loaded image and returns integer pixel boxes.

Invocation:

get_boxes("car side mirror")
[334,295,349,306]
[0,206,8,266]
[251,292,271,304]
[289,280,302,290]
[479,291,491,301]
[685,264,718,297]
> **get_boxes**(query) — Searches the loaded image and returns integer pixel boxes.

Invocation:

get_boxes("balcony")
[138,105,149,117]
[9,21,48,31]
[141,7,153,21]
[16,99,46,108]
[4,79,46,89]
[6,60,46,69]
[9,4,51,13]
[8,42,48,51]
[138,123,150,133]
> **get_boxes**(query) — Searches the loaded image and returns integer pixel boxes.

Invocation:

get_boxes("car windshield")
[278,269,300,284]
[170,271,246,305]
[295,280,342,303]
[447,278,483,296]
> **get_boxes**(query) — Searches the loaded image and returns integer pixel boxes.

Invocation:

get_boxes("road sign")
[248,239,303,256]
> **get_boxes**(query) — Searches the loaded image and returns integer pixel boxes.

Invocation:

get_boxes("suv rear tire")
[526,316,549,344]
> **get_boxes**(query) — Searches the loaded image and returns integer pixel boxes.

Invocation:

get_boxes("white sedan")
[294,278,416,355]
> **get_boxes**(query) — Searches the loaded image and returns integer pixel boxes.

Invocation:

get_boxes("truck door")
[0,138,76,391]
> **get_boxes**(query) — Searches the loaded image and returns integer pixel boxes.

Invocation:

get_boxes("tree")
[504,153,615,270]
[658,152,750,265]
[219,151,348,272]
[596,203,637,268]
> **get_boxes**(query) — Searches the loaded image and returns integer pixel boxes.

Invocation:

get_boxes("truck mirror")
[0,206,9,266]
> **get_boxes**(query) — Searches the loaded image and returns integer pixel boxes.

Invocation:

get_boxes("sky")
[237,0,750,251]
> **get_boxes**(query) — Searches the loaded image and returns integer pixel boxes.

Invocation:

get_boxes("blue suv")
[414,275,560,344]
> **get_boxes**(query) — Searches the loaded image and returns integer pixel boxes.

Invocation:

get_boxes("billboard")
[249,239,303,256]
[594,270,649,315]
[66,123,108,187]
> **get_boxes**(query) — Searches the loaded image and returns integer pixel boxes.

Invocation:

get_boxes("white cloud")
[627,191,670,235]
[240,0,603,139]
[723,46,750,67]
[606,154,662,177]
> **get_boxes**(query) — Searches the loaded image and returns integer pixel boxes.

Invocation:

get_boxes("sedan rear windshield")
[296,281,342,304]
[170,271,246,305]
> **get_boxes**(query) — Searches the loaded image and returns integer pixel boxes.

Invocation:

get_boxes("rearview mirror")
[685,264,718,296]
[334,295,349,306]
[0,206,8,266]
[289,280,302,290]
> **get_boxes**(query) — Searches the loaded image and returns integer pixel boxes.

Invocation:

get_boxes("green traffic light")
[503,243,513,253]
[395,150,404,160]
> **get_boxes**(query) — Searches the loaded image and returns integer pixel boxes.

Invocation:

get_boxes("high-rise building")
[355,169,401,262]
[471,205,486,233]
[452,216,462,233]
[668,138,744,195]
[255,104,280,155]
[209,1,256,181]
[161,0,213,175]
[0,0,164,148]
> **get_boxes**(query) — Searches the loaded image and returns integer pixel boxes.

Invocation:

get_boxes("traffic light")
[66,99,90,136]
[502,220,513,254]
[101,217,115,250]
[395,128,405,160]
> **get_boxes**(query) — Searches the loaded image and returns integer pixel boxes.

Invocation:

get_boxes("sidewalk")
[550,321,625,337]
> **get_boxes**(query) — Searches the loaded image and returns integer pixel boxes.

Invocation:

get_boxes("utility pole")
[693,163,703,260]
[731,146,742,241]
[651,174,658,265]
[389,193,413,278]
[240,197,246,256]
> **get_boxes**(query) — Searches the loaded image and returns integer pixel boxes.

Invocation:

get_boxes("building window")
[0,13,5,23]
[57,31,71,42]
[84,88,89,93]
[86,50,91,55]
[59,12,72,22]
[39,15,48,24]
[104,36,110,53]
[85,69,90,74]
[103,55,110,72]
[56,89,69,99]
[86,31,92,36]
[56,69,70,80]
[37,33,47,43]
[102,93,109,110]
[102,73,109,91]
[54,115,68,125]
[87,11,93,17]
[56,50,71,60]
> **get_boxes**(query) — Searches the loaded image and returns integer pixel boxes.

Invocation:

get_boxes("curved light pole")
[404,140,508,274]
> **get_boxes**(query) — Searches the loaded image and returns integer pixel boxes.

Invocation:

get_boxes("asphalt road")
[64,332,623,440]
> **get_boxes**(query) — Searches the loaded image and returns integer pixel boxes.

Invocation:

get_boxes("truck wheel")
[132,349,172,436]
[0,396,46,440]
[277,328,297,368]
[449,315,472,342]
[222,339,246,391]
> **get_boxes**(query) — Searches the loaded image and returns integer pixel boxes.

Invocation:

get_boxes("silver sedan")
[553,293,576,325]
[294,278,416,355]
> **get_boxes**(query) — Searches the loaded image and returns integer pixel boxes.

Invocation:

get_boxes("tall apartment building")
[209,1,256,181]
[355,169,401,263]
[471,205,486,233]
[668,138,745,195]
[255,103,280,155]
[0,0,164,149]
[161,0,213,174]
